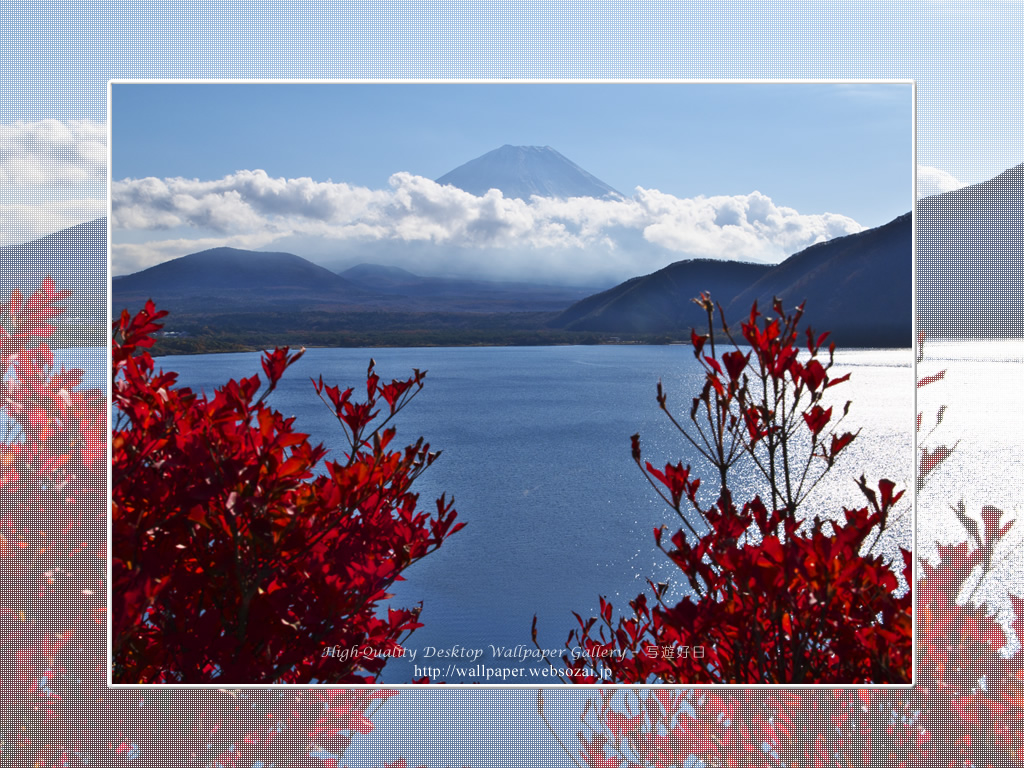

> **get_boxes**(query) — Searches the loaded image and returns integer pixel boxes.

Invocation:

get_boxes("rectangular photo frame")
[107,79,916,687]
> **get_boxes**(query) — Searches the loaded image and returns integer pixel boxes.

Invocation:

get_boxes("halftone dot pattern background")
[1,2,1023,766]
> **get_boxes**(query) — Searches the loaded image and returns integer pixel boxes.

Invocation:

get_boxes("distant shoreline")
[143,335,914,357]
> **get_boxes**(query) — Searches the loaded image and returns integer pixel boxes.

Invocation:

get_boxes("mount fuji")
[435,144,624,200]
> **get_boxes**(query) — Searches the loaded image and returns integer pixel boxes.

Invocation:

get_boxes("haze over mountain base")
[55,152,1024,352]
[107,206,912,353]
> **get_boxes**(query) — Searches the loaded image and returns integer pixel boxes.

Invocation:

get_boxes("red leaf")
[8,287,22,318]
[722,350,749,382]
[920,445,955,480]
[690,328,707,356]
[917,369,946,388]
[803,404,832,437]
[824,372,851,389]
[877,478,904,512]
[830,431,856,458]
[980,505,1008,544]
[802,358,827,391]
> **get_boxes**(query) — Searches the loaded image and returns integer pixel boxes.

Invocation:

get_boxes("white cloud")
[0,119,106,187]
[917,165,966,198]
[0,119,108,246]
[632,188,860,262]
[111,169,865,282]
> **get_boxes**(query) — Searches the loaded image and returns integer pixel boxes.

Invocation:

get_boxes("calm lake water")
[156,344,913,683]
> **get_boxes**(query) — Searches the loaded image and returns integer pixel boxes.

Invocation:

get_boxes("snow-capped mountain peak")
[435,144,624,200]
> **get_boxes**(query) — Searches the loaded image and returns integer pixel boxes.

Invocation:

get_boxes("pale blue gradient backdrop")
[3,3,1023,767]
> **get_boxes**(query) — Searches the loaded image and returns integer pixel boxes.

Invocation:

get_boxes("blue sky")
[108,82,912,283]
[112,82,911,227]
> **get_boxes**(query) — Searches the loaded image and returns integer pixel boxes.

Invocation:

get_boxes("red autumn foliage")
[6,277,1021,767]
[0,281,432,765]
[111,299,463,683]
[534,296,911,684]
[540,525,1022,768]
[539,316,1024,767]
[1,278,108,767]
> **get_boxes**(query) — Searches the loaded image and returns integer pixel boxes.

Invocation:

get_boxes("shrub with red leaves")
[539,528,1022,768]
[1,282,438,765]
[537,316,1024,767]
[111,300,463,684]
[0,278,108,766]
[533,296,912,685]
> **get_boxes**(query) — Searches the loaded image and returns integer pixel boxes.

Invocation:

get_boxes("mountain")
[917,163,1024,339]
[725,212,912,347]
[112,247,373,312]
[338,263,594,312]
[548,259,772,334]
[435,144,624,200]
[112,248,593,319]
[551,212,912,347]
[0,218,107,346]
[0,217,106,311]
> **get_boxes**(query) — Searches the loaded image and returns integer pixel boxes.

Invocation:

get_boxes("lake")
[154,344,914,683]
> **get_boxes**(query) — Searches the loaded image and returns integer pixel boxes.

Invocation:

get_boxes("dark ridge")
[548,259,771,334]
[112,246,373,313]
[0,218,107,346]
[548,212,912,348]
[917,162,1024,340]
[726,212,912,348]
